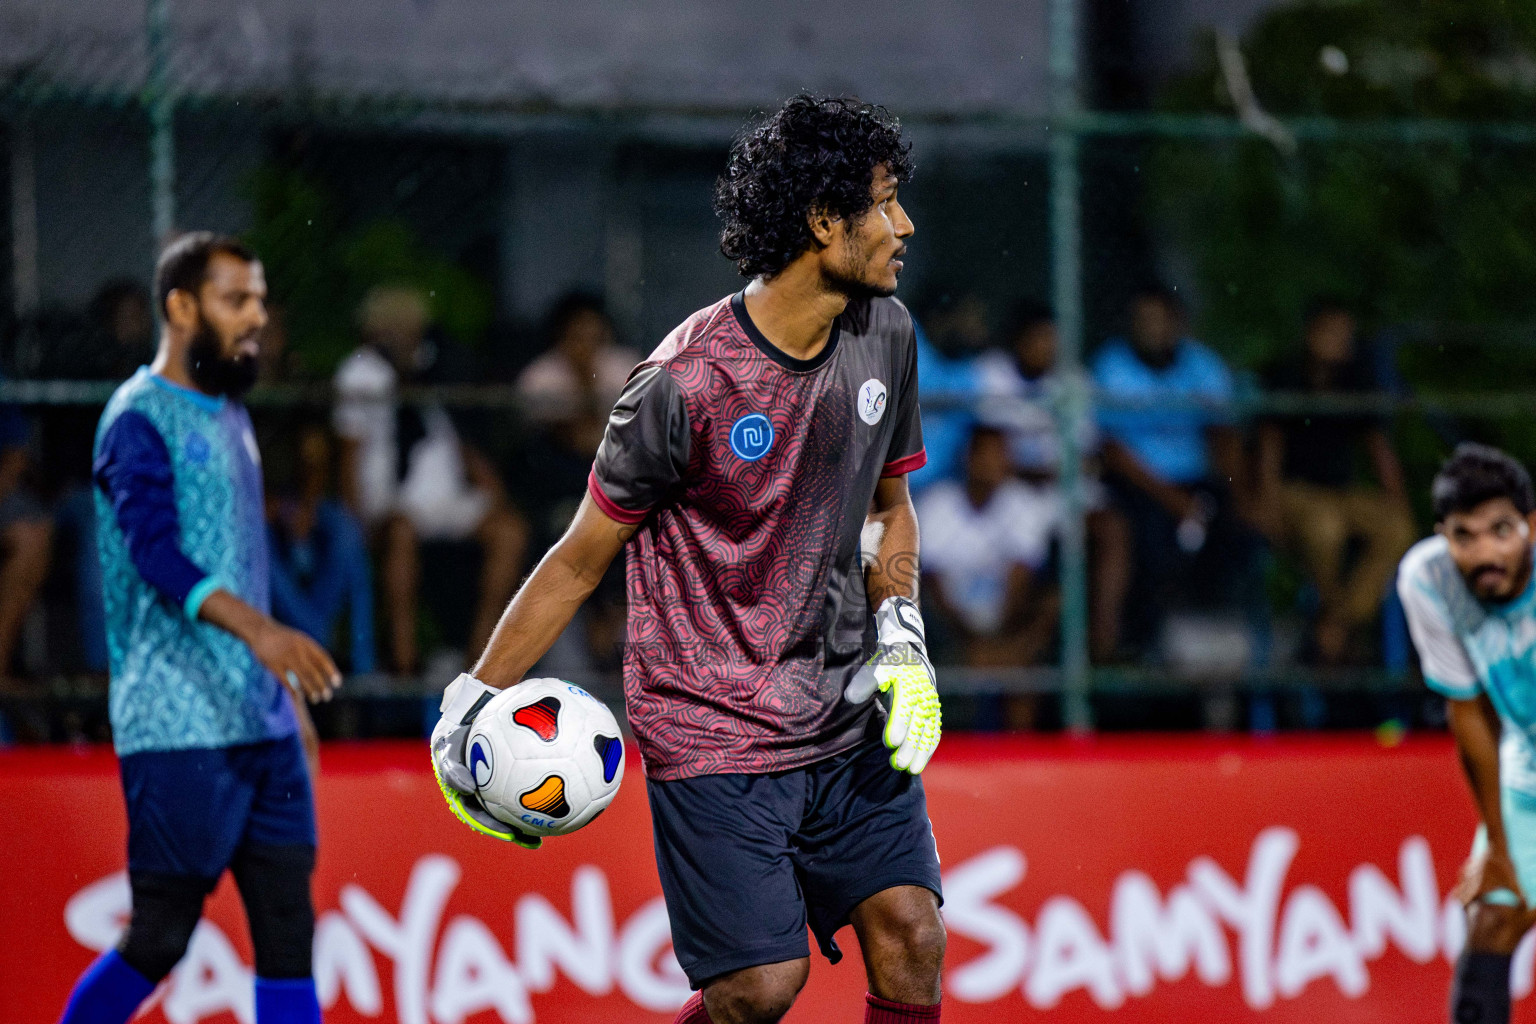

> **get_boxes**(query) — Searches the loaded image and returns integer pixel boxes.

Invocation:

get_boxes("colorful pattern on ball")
[593,734,623,784]
[520,775,571,818]
[512,697,561,741]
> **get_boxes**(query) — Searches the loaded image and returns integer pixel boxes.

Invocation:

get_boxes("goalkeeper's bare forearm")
[471,493,633,688]
[865,474,920,607]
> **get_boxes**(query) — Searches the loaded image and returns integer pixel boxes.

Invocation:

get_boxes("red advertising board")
[0,735,1504,1023]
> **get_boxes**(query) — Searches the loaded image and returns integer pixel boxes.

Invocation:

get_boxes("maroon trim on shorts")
[587,467,651,525]
[881,448,928,478]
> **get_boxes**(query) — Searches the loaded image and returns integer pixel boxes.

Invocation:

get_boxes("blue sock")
[255,976,321,1024]
[58,950,154,1024]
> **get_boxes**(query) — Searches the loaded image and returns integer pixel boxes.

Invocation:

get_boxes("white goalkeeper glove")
[845,596,942,774]
[430,673,541,849]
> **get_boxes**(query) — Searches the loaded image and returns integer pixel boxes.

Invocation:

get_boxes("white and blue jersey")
[1399,536,1536,796]
[93,368,294,756]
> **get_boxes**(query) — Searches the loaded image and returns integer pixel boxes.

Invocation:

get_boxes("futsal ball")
[464,678,626,837]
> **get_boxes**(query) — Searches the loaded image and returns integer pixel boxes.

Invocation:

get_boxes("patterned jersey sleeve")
[587,364,691,524]
[1398,558,1479,699]
[93,410,217,618]
[882,311,927,477]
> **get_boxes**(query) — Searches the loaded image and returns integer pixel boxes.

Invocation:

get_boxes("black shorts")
[647,736,943,988]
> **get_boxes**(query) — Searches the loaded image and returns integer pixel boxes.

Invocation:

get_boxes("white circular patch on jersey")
[858,379,888,426]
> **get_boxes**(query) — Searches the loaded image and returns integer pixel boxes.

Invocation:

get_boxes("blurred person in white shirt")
[973,304,1131,662]
[332,285,528,672]
[917,422,1059,673]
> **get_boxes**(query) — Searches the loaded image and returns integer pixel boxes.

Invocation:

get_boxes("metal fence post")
[146,0,175,245]
[1048,0,1093,732]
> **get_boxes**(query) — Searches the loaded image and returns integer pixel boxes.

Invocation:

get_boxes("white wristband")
[874,596,926,649]
[439,672,499,723]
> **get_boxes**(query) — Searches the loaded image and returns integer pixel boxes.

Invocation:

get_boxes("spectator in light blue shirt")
[1092,285,1268,661]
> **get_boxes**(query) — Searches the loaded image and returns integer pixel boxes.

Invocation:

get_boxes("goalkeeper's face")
[1441,498,1536,602]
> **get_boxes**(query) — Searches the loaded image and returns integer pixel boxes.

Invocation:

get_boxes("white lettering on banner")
[60,831,1536,1021]
[936,829,1511,1011]
[614,896,693,1011]
[1349,836,1438,963]
[162,922,254,1024]
[1187,827,1299,1009]
[314,911,383,1014]
[429,916,532,1024]
[1026,896,1124,1009]
[941,846,1031,1002]
[515,865,614,995]
[1273,886,1367,999]
[340,854,459,1024]
[1111,871,1231,995]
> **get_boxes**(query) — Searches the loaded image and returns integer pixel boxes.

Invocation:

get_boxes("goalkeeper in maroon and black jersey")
[432,94,945,1024]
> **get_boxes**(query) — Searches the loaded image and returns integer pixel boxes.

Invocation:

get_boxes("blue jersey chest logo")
[729,414,775,462]
[185,433,212,465]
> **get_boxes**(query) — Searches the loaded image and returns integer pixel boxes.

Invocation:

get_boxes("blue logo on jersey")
[185,433,212,465]
[729,414,774,462]
[469,739,494,789]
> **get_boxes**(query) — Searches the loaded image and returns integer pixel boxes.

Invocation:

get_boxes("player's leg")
[469,504,528,657]
[61,747,252,1024]
[1452,792,1536,1024]
[232,734,321,1024]
[380,512,420,671]
[849,885,945,1014]
[58,871,212,1024]
[647,769,814,1024]
[0,516,52,676]
[795,740,945,1023]
[232,845,319,1023]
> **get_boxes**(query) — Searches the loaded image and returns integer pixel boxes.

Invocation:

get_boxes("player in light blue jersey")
[57,234,341,1024]
[1399,443,1536,1024]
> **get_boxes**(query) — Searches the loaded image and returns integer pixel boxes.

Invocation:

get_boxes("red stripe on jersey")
[881,448,928,478]
[587,468,650,524]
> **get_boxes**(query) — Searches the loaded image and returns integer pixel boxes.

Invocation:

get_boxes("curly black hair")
[715,94,913,278]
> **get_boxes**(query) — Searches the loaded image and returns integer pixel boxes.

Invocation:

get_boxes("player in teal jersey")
[1399,443,1536,1024]
[57,234,340,1024]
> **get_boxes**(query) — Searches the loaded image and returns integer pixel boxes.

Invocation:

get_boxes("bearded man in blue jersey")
[57,233,341,1024]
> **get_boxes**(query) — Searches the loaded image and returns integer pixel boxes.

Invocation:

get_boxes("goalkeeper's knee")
[119,872,212,982]
[232,843,317,979]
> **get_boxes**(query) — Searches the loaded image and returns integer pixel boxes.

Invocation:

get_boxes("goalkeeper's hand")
[845,596,942,774]
[430,673,542,850]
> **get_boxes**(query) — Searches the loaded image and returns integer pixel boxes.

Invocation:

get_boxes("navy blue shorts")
[119,733,316,882]
[647,737,943,988]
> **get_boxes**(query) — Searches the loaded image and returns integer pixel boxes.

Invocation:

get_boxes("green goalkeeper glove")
[430,673,542,850]
[846,596,942,774]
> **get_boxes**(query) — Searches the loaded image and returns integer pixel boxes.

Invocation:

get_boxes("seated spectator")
[267,423,375,674]
[1257,299,1415,663]
[516,292,640,460]
[25,279,154,380]
[0,392,51,683]
[333,285,528,672]
[514,292,638,670]
[1093,285,1268,661]
[907,317,979,493]
[976,305,1132,662]
[917,423,1059,670]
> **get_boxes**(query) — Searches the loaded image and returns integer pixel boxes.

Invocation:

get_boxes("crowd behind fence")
[0,275,1496,744]
[9,0,1536,740]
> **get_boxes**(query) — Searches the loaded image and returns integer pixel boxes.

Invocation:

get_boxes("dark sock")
[866,992,941,1023]
[1451,951,1512,1024]
[58,951,155,1024]
[254,976,321,1024]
